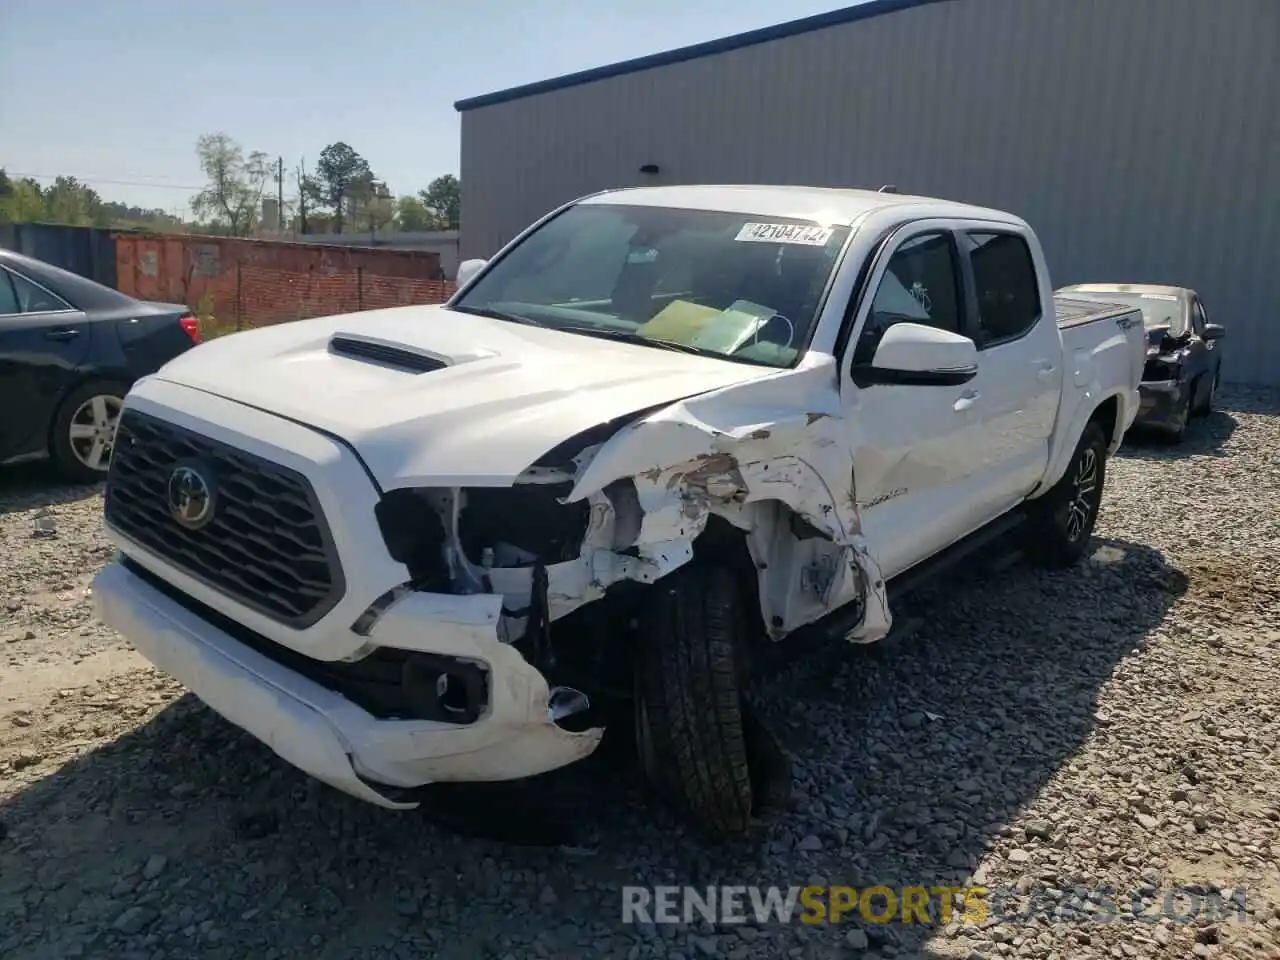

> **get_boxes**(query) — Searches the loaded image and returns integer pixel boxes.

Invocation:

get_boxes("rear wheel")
[1025,422,1107,568]
[634,563,754,839]
[49,380,127,484]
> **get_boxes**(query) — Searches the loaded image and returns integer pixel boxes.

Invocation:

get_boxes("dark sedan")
[1058,283,1225,442]
[0,248,200,482]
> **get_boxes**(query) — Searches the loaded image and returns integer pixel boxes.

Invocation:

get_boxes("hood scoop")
[328,334,449,374]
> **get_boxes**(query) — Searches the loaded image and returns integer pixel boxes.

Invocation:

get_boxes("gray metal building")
[455,0,1278,384]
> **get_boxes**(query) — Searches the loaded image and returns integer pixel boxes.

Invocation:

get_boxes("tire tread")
[636,564,753,838]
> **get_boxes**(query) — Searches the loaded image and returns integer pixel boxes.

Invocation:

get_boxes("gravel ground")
[1,386,1278,960]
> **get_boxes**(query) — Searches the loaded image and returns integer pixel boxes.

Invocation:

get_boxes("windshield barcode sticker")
[734,222,834,246]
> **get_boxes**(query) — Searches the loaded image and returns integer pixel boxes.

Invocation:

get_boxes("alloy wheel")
[68,394,123,472]
[1065,447,1099,542]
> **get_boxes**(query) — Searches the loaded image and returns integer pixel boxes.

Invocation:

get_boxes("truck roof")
[581,184,1022,228]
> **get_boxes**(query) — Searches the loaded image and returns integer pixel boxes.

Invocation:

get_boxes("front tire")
[1194,370,1218,417]
[49,380,128,484]
[634,563,754,839]
[1025,422,1108,568]
[1164,383,1192,443]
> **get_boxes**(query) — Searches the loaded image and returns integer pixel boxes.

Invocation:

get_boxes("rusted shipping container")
[113,232,453,331]
[0,222,117,287]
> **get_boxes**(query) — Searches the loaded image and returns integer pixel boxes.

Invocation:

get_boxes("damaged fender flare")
[563,368,892,643]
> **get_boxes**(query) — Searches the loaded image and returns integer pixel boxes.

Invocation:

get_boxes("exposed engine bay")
[363,364,895,728]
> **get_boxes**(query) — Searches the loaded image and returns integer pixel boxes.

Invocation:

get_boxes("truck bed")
[1054,293,1140,329]
[1049,293,1141,330]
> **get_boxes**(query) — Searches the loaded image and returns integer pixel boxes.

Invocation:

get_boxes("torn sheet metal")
[563,356,893,643]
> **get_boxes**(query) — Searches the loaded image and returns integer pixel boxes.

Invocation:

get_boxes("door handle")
[45,328,80,341]
[953,391,979,413]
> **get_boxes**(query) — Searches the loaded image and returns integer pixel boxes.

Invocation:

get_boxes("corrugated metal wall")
[459,0,1279,384]
[0,222,117,287]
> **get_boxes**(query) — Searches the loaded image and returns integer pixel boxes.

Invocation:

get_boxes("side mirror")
[855,322,978,386]
[456,258,487,288]
[1201,322,1225,341]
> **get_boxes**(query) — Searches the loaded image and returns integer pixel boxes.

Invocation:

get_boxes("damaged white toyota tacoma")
[93,185,1146,838]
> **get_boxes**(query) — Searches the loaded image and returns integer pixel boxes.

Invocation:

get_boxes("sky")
[0,0,848,216]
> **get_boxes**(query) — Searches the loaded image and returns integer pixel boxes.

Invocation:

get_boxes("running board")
[821,507,1028,636]
[885,509,1027,604]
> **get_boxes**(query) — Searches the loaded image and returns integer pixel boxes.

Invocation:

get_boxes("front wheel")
[49,380,128,484]
[1025,422,1108,568]
[634,563,754,839]
[1195,370,1219,417]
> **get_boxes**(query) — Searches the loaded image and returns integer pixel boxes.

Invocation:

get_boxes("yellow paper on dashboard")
[639,299,775,353]
[638,300,722,342]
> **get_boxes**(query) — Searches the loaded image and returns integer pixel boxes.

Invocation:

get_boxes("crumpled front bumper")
[1136,378,1189,431]
[94,558,602,808]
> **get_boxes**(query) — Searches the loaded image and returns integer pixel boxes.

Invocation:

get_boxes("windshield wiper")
[564,326,715,357]
[451,304,544,327]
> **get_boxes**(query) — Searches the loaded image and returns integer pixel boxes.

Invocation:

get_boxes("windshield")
[452,203,850,367]
[1076,291,1188,336]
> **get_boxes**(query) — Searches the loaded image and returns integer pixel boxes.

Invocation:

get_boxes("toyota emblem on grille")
[167,462,217,530]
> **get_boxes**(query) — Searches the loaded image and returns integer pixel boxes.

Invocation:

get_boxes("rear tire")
[49,380,128,484]
[1025,422,1108,568]
[634,563,754,839]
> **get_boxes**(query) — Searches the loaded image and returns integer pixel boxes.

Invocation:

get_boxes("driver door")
[840,223,989,580]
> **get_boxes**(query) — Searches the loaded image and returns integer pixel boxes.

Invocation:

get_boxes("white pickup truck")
[93,185,1146,838]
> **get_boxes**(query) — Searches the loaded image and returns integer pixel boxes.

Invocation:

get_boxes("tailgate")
[1054,293,1146,391]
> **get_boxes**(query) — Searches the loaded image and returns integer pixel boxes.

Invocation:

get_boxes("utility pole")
[296,157,309,235]
[276,156,284,233]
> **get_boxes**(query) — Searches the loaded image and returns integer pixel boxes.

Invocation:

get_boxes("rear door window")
[964,232,1042,347]
[7,270,73,313]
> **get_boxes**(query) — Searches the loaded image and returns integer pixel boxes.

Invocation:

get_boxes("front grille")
[105,409,345,627]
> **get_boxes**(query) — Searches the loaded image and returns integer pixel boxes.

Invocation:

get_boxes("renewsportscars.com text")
[621,885,1250,927]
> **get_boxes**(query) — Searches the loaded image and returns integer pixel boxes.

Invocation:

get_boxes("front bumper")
[95,559,602,806]
[1136,378,1189,431]
[95,377,603,807]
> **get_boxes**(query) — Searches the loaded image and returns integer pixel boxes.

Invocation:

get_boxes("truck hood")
[151,304,772,488]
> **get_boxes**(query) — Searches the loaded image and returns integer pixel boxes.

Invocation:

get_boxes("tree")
[295,163,322,234]
[0,166,193,232]
[98,201,188,232]
[394,194,435,232]
[43,176,103,226]
[0,177,47,223]
[359,180,394,236]
[314,142,372,234]
[419,174,460,230]
[191,132,272,236]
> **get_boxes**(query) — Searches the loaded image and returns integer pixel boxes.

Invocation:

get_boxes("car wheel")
[50,380,128,484]
[1165,385,1192,442]
[1025,421,1107,569]
[634,563,754,839]
[1196,371,1218,417]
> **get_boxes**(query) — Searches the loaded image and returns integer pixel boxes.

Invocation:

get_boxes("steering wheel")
[746,312,796,351]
